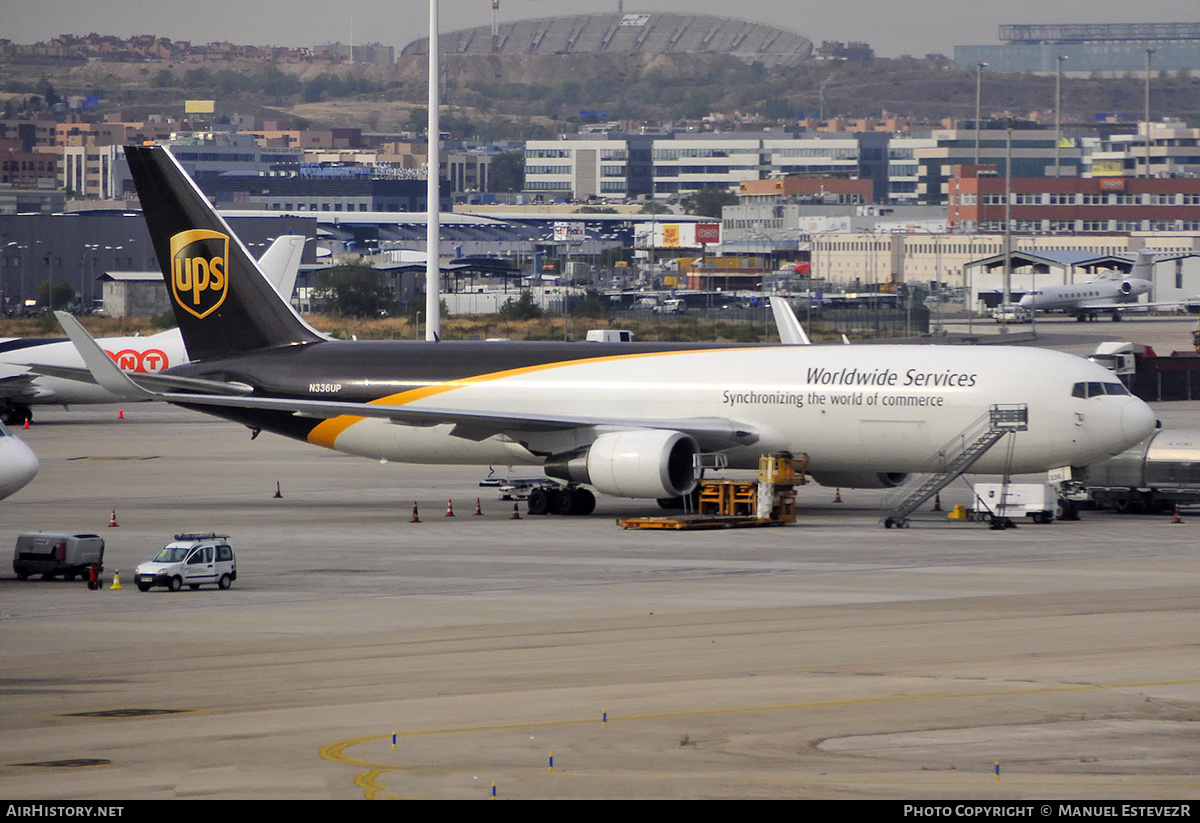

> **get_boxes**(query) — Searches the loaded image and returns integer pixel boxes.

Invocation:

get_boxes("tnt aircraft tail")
[124,145,323,361]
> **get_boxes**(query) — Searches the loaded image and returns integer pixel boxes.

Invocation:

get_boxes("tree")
[681,187,738,218]
[37,281,75,310]
[498,290,542,320]
[488,151,524,192]
[638,201,671,215]
[314,265,397,317]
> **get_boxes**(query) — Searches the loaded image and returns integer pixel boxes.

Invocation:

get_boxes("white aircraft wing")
[0,367,37,399]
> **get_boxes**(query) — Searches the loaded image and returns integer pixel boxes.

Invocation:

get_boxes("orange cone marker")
[410,502,420,523]
[108,509,119,527]
[511,502,521,520]
[445,498,455,517]
[473,497,483,516]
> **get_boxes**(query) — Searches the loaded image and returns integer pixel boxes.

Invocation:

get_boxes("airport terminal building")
[955,22,1200,75]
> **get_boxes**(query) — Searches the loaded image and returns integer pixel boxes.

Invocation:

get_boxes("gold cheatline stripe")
[306,346,750,450]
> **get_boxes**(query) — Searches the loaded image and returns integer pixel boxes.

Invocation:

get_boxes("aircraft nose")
[0,439,39,499]
[1121,398,1156,444]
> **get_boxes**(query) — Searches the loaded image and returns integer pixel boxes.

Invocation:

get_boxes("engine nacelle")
[1119,280,1135,296]
[544,430,699,499]
[807,470,910,489]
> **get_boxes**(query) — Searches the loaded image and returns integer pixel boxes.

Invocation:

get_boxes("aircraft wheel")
[0,406,16,426]
[527,488,551,516]
[1111,313,1122,321]
[554,488,577,516]
[573,489,596,516]
[657,496,683,510]
[168,576,182,592]
[218,574,232,590]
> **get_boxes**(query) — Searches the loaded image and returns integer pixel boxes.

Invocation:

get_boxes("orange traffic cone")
[118,408,124,419]
[833,487,843,503]
[410,502,420,523]
[23,418,29,430]
[1171,505,1183,524]
[473,497,483,516]
[511,502,521,520]
[933,493,942,512]
[445,498,455,517]
[108,509,119,527]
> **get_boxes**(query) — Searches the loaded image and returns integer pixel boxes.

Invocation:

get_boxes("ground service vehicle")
[135,533,236,592]
[13,532,104,580]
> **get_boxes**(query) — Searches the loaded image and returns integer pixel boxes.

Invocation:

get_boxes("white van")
[135,533,237,592]
[13,532,105,580]
[585,329,635,343]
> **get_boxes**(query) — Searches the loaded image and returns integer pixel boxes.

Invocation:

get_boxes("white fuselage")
[315,345,1155,479]
[1018,278,1152,313]
[0,330,187,407]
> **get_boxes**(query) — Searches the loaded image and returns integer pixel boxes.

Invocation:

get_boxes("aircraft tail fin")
[1130,250,1157,282]
[769,297,811,345]
[124,145,323,361]
[257,234,305,301]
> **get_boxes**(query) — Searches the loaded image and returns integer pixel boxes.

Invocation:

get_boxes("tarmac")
[0,314,1198,799]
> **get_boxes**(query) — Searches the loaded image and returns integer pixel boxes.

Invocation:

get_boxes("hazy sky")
[2,1,1197,58]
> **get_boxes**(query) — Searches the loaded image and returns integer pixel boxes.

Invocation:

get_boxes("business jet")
[1017,251,1167,321]
[52,146,1157,514]
[0,235,305,425]
[0,421,39,500]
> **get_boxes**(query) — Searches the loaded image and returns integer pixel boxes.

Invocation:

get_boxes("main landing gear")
[0,403,32,427]
[526,485,596,516]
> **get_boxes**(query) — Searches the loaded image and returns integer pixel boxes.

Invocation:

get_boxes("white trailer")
[973,483,1059,524]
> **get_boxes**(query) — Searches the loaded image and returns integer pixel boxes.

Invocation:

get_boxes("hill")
[3,52,1197,138]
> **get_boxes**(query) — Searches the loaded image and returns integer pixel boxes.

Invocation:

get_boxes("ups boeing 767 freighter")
[53,146,1157,515]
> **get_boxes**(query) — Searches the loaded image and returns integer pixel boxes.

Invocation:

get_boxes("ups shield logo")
[170,229,229,319]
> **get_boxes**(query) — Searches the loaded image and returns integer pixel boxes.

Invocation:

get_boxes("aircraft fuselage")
[170,339,1155,479]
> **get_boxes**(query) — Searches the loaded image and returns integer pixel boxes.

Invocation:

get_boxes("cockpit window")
[1072,381,1130,398]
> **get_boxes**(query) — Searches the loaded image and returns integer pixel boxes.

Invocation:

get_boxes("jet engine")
[807,470,910,489]
[1119,280,1136,295]
[544,430,699,499]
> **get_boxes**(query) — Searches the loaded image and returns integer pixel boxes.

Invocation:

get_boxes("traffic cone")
[1171,505,1183,524]
[410,502,420,523]
[511,502,521,520]
[108,509,119,527]
[118,408,124,419]
[273,481,283,499]
[834,487,843,503]
[110,569,122,590]
[445,498,455,517]
[473,497,483,516]
[23,418,29,430]
[933,493,942,512]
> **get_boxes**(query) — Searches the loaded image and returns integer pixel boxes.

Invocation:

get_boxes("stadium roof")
[401,12,812,68]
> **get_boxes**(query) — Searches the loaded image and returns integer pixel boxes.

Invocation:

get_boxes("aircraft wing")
[27,363,254,396]
[53,312,759,452]
[0,367,37,400]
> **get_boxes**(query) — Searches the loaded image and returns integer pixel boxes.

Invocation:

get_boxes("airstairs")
[881,404,1028,528]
